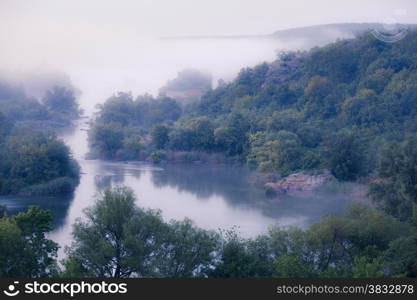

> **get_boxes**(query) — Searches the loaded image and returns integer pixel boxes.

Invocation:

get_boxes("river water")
[0,120,367,257]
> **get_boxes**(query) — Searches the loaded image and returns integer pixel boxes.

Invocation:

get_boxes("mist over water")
[0,119,367,259]
[0,117,367,260]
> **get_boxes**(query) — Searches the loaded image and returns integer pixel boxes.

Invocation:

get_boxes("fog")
[1,0,416,114]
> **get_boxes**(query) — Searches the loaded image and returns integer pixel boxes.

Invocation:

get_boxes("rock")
[265,170,336,195]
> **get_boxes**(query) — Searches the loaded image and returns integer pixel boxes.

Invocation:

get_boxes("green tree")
[63,187,166,277]
[369,136,417,221]
[42,86,79,116]
[189,117,215,150]
[122,134,144,158]
[209,231,270,278]
[157,219,218,277]
[384,235,417,277]
[274,254,315,277]
[0,131,79,195]
[323,130,365,181]
[248,131,303,175]
[214,127,239,155]
[89,122,124,159]
[151,125,170,150]
[351,256,384,278]
[0,206,58,277]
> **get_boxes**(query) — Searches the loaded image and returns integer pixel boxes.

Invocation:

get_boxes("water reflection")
[0,193,73,229]
[0,120,368,258]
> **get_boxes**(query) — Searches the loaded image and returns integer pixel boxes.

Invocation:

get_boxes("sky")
[0,0,416,113]
[1,0,416,36]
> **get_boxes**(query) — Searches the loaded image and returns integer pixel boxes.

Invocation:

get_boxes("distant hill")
[270,23,416,47]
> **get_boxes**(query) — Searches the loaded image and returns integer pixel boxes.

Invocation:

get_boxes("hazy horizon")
[1,0,416,114]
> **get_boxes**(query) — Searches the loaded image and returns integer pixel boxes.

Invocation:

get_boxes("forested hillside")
[0,79,81,129]
[90,30,417,181]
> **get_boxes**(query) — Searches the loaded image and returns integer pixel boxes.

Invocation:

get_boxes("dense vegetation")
[0,80,80,195]
[1,29,416,279]
[0,117,79,195]
[62,139,417,278]
[0,206,58,277]
[90,30,417,181]
[89,93,182,159]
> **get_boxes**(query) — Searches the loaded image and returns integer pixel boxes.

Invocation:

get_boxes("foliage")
[0,129,79,195]
[369,136,417,221]
[89,93,181,159]
[89,31,417,181]
[1,185,416,278]
[63,187,218,278]
[0,206,58,277]
[42,86,80,117]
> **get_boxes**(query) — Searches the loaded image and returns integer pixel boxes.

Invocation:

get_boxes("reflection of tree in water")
[94,163,144,190]
[48,193,74,229]
[94,175,113,190]
[150,164,267,206]
[94,174,126,190]
[150,164,366,224]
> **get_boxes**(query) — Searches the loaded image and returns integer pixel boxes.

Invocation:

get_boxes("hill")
[90,30,417,181]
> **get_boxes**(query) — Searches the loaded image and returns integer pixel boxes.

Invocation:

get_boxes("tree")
[88,122,124,159]
[0,206,58,277]
[122,134,144,158]
[0,131,79,195]
[209,234,256,278]
[0,112,12,142]
[42,86,79,116]
[351,256,384,278]
[248,131,303,175]
[214,127,239,155]
[0,217,28,277]
[13,206,59,277]
[63,187,167,277]
[274,254,315,277]
[369,136,417,221]
[384,235,417,277]
[209,231,271,278]
[189,117,215,150]
[157,219,218,277]
[323,130,365,181]
[151,125,170,150]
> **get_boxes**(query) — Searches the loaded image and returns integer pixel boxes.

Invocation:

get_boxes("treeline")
[62,187,416,278]
[0,79,81,195]
[159,68,212,101]
[0,79,81,128]
[0,116,80,195]
[90,30,417,180]
[88,93,181,159]
[1,136,416,278]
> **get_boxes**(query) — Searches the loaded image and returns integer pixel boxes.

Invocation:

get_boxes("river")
[0,119,368,257]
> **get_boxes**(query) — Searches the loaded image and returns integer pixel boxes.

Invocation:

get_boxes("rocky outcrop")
[265,170,336,195]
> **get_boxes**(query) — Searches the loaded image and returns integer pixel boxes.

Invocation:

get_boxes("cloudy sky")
[1,0,415,36]
[1,0,416,112]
